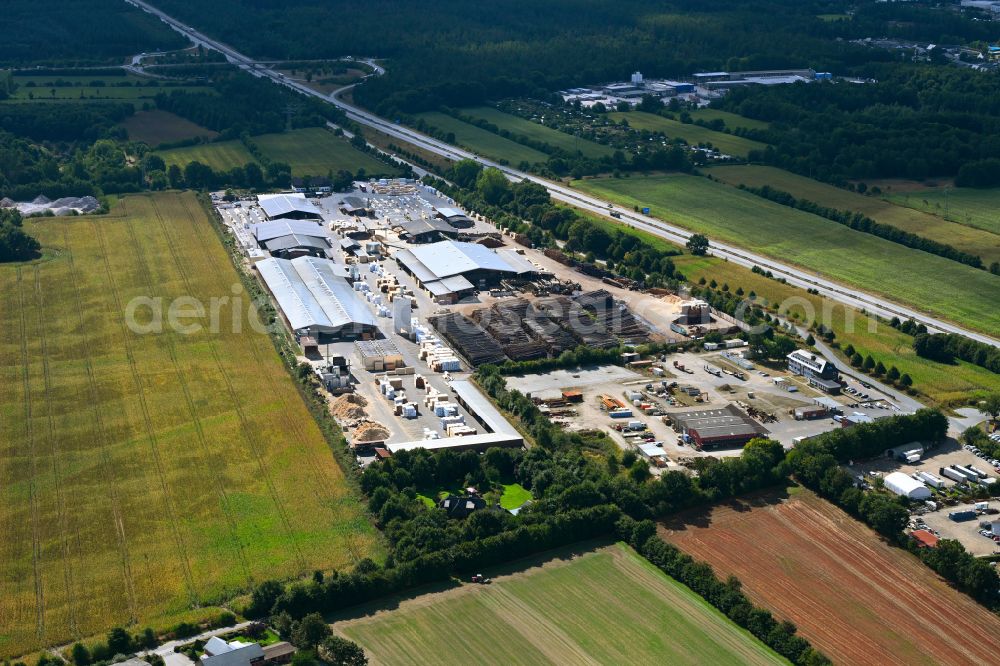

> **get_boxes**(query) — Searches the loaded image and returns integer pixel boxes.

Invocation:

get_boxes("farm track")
[84,219,144,622]
[178,195,367,564]
[15,267,45,640]
[33,263,78,639]
[149,195,307,574]
[114,199,204,603]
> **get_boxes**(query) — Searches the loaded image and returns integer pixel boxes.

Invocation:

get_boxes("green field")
[157,128,399,176]
[157,139,257,171]
[565,203,1000,405]
[887,187,1000,236]
[707,165,1000,264]
[0,192,380,658]
[6,76,211,105]
[336,543,786,666]
[608,111,767,157]
[252,127,401,176]
[461,106,615,159]
[415,111,550,165]
[573,174,1000,336]
[689,108,770,132]
[122,110,219,146]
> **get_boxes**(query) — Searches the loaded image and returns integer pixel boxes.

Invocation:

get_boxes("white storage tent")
[883,472,932,500]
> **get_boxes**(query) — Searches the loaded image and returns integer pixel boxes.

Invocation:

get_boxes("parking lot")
[919,501,1000,557]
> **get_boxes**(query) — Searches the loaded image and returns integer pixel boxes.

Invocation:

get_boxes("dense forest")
[152,0,887,113]
[1,0,187,66]
[721,66,1000,182]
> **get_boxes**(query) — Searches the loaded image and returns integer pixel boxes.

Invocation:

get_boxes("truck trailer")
[915,471,945,489]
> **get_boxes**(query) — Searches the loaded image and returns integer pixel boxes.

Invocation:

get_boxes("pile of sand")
[354,420,390,442]
[331,394,368,420]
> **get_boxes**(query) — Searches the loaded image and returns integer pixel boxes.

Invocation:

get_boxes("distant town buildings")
[560,68,831,109]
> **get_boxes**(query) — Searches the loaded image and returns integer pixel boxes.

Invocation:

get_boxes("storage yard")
[506,349,892,467]
[847,441,1000,556]
[218,181,903,473]
[662,488,1000,666]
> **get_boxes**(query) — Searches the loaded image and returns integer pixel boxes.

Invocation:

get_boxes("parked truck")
[941,467,969,484]
[915,471,945,489]
[953,465,981,482]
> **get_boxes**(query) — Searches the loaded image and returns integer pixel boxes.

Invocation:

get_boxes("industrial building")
[787,349,841,394]
[257,193,323,221]
[394,240,537,302]
[386,380,523,454]
[434,207,475,228]
[397,218,460,244]
[253,219,332,258]
[339,196,372,217]
[883,472,932,500]
[669,404,768,449]
[256,256,377,339]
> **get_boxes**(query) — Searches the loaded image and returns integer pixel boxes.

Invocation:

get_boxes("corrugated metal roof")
[263,234,329,252]
[256,257,375,334]
[257,193,322,219]
[295,256,377,331]
[451,380,518,435]
[439,275,475,291]
[497,249,539,275]
[395,248,438,283]
[386,432,522,453]
[436,207,465,218]
[254,218,328,242]
[407,240,519,279]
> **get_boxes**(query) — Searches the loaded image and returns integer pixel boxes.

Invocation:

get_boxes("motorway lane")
[125,0,998,348]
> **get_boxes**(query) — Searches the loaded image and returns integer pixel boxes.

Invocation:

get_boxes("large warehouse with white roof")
[256,256,377,339]
[254,219,331,259]
[394,239,539,302]
[257,193,324,220]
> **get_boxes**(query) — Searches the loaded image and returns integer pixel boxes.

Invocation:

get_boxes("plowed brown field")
[661,488,1000,666]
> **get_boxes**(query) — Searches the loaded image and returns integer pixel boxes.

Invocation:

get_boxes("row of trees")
[913,332,1000,375]
[733,182,985,270]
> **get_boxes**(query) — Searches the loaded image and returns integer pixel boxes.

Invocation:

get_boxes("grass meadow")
[0,192,381,658]
[251,127,400,176]
[573,174,1000,336]
[157,140,257,171]
[415,112,550,165]
[607,111,767,157]
[336,543,786,666]
[461,107,615,159]
[122,110,219,147]
[688,108,771,132]
[707,165,1000,265]
[887,187,1000,236]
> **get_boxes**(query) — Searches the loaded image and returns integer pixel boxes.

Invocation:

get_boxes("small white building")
[884,472,932,500]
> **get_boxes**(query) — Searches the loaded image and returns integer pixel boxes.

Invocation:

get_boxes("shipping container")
[948,510,977,522]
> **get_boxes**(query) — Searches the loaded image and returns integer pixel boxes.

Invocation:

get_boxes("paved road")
[125,0,999,349]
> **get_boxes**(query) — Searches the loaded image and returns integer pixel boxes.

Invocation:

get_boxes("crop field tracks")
[334,543,787,666]
[661,488,1000,666]
[0,192,379,658]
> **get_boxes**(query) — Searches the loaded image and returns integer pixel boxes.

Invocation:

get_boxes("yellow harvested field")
[0,192,380,658]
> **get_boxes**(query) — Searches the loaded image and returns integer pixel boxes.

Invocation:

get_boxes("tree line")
[732,182,986,270]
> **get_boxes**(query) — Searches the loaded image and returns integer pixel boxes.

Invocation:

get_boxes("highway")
[126,0,999,348]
